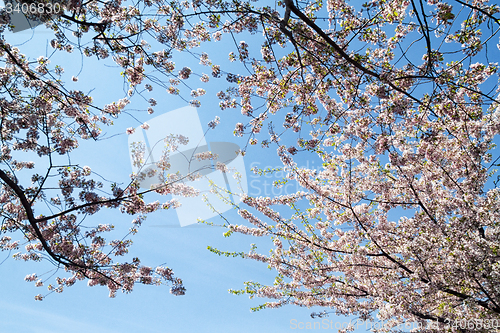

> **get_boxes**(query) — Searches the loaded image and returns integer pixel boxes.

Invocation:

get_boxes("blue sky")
[2,4,498,332]
[0,17,380,333]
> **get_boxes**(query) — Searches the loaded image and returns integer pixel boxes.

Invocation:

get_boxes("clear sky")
[0,16,387,333]
[5,3,496,331]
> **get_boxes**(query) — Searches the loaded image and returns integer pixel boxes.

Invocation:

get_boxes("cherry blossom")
[2,0,500,328]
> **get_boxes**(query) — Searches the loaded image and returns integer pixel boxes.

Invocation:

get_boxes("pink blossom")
[178,67,192,79]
